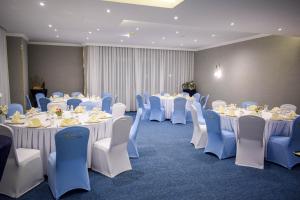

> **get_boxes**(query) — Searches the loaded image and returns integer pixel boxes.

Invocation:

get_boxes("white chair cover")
[0,125,44,198]
[280,104,297,112]
[112,103,126,120]
[92,116,132,178]
[190,104,207,149]
[235,115,265,169]
[212,100,227,110]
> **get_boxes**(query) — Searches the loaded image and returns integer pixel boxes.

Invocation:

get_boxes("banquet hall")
[0,0,300,199]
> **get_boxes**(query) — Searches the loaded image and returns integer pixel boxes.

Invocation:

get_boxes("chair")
[47,126,90,199]
[171,97,187,124]
[200,94,210,109]
[112,103,126,120]
[143,91,150,105]
[67,98,82,109]
[128,109,143,158]
[204,110,236,159]
[101,92,112,98]
[136,94,150,120]
[280,104,297,112]
[193,93,201,102]
[79,101,98,111]
[7,104,24,117]
[102,96,112,113]
[241,101,258,109]
[25,95,32,110]
[92,116,132,178]
[71,92,82,97]
[190,105,207,149]
[39,97,51,112]
[235,115,265,169]
[267,116,300,169]
[149,96,165,122]
[212,100,227,110]
[193,101,206,125]
[35,93,45,109]
[0,125,43,198]
[52,91,64,97]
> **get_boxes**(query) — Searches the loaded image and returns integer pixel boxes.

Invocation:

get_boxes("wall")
[194,35,300,109]
[28,44,83,97]
[7,36,28,107]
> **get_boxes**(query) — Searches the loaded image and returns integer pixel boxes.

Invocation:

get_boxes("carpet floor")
[1,112,300,200]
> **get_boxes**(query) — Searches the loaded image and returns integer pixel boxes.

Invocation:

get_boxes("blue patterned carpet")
[1,112,300,200]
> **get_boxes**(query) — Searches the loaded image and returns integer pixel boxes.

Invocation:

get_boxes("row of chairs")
[136,92,210,124]
[190,102,300,169]
[0,109,143,199]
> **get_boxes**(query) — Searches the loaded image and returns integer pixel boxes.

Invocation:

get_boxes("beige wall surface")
[28,44,83,97]
[194,35,300,109]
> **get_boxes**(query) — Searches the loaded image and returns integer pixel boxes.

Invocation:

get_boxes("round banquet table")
[6,112,112,174]
[157,95,194,119]
[0,135,12,181]
[220,110,294,152]
[47,97,102,111]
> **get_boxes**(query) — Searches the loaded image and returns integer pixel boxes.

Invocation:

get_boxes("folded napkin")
[27,107,38,115]
[271,107,280,113]
[27,118,42,127]
[74,106,85,113]
[60,118,80,127]
[247,105,257,111]
[86,114,102,123]
[78,94,85,98]
[64,94,70,99]
[216,106,225,114]
[284,111,297,120]
[271,113,283,121]
[11,111,22,123]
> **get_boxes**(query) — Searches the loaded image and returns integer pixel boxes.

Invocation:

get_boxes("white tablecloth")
[220,111,294,148]
[48,97,102,111]
[158,95,194,119]
[8,112,112,174]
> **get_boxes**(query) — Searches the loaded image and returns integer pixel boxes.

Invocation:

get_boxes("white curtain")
[0,27,10,105]
[84,46,194,111]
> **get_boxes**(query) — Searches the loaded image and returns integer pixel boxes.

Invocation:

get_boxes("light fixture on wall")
[214,64,222,79]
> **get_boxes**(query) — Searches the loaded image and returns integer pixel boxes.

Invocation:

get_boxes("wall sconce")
[214,64,222,79]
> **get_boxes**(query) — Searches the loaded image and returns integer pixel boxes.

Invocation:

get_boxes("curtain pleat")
[84,46,194,111]
[0,27,10,105]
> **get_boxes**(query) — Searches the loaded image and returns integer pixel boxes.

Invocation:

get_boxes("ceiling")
[0,0,299,50]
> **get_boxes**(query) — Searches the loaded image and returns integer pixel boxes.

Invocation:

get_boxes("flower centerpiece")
[181,81,197,96]
[55,108,63,117]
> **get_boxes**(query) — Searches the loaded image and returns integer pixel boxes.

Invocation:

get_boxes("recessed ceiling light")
[48,24,52,28]
[56,35,59,38]
[211,34,216,37]
[135,27,139,31]
[174,16,179,20]
[39,2,45,7]
[106,9,111,13]
[86,37,89,40]
[175,31,179,34]
[96,28,100,31]
[162,36,166,40]
[120,39,124,43]
[180,43,183,46]
[88,31,92,34]
[194,39,198,42]
[151,41,155,44]
[122,33,131,38]
[230,22,235,26]
[103,0,184,9]
[277,27,282,31]
[54,28,57,32]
